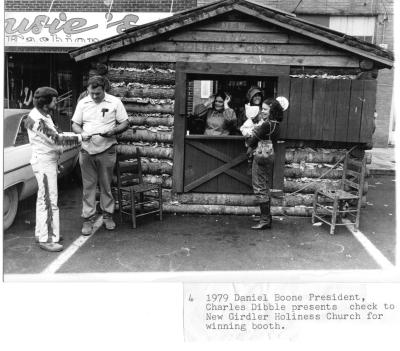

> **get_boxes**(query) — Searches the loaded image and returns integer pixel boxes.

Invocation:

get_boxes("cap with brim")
[34,87,58,99]
[247,87,262,102]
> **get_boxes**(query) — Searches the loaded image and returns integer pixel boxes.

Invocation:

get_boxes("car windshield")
[3,110,29,148]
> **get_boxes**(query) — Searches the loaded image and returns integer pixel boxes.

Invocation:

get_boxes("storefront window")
[5,52,79,132]
[5,53,51,109]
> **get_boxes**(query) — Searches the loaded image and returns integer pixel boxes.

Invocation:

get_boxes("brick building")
[4,0,394,146]
[4,0,196,12]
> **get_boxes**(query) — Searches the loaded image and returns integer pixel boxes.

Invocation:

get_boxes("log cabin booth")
[69,0,393,217]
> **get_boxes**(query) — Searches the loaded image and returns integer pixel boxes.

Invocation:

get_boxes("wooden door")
[172,62,290,193]
[184,135,251,193]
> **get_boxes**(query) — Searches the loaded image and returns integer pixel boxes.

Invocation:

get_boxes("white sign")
[4,12,173,47]
[200,81,212,98]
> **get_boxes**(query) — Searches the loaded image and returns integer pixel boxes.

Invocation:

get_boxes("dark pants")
[79,145,116,219]
[252,155,274,204]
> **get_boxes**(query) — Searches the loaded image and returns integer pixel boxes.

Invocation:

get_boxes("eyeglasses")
[215,99,224,103]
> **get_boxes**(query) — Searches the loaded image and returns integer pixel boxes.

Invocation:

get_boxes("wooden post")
[273,142,285,191]
[172,64,186,193]
[360,80,377,143]
[274,75,290,191]
[347,80,364,142]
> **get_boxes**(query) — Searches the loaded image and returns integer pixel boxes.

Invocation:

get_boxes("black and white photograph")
[1,0,398,348]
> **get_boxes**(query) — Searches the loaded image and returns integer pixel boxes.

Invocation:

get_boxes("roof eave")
[70,0,393,68]
[70,0,236,61]
[234,3,393,68]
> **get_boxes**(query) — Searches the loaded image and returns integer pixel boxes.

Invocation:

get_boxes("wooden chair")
[312,153,367,235]
[115,148,162,228]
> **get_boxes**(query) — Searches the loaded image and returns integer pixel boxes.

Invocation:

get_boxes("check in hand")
[99,129,115,138]
[81,132,91,141]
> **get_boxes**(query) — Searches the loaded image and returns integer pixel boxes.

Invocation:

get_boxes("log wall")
[109,62,370,217]
[112,62,176,203]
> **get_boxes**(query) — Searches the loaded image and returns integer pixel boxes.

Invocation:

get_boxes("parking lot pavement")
[3,175,396,275]
[357,174,396,265]
[3,179,84,274]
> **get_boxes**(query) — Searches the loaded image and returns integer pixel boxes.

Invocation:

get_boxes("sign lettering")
[5,12,172,47]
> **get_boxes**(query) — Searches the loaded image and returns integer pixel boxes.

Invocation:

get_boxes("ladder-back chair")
[312,153,367,235]
[115,148,162,228]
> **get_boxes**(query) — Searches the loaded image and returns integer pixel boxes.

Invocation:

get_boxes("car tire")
[3,186,19,230]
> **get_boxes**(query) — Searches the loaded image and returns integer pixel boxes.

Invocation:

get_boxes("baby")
[240,100,272,173]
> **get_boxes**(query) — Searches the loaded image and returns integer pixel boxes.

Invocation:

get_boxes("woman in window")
[190,91,237,135]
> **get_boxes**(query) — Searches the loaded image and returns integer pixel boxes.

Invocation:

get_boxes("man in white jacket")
[25,87,63,252]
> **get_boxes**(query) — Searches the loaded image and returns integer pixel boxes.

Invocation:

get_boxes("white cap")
[276,96,289,111]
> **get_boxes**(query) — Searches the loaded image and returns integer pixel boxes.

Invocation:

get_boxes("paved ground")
[3,174,396,275]
[368,147,396,175]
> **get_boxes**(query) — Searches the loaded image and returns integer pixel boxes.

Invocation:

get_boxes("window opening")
[186,75,277,135]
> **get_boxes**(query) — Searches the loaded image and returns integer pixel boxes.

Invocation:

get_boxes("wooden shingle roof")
[69,0,393,68]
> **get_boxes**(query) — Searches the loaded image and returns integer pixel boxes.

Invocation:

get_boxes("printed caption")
[183,283,400,341]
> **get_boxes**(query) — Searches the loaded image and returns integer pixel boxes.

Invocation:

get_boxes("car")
[3,109,81,230]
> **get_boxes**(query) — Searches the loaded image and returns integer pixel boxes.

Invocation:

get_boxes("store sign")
[4,12,172,47]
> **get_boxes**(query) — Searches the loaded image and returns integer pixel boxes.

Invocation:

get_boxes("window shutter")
[282,77,377,144]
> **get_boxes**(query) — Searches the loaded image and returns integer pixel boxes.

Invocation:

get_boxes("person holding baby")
[240,87,289,230]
